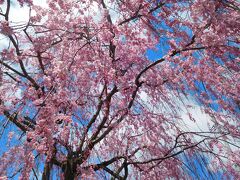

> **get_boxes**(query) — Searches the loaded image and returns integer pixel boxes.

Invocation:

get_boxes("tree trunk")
[63,158,76,180]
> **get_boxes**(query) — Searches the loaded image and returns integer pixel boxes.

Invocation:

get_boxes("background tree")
[0,0,239,179]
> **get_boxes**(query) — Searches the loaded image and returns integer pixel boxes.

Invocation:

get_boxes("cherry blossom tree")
[0,0,239,179]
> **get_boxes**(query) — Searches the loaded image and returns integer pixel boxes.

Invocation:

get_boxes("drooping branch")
[3,111,28,132]
[1,0,40,90]
[5,0,10,21]
[0,60,26,77]
[90,85,118,140]
[76,85,118,162]
[103,167,124,180]
[128,131,230,168]
[76,84,106,154]
[118,2,165,25]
